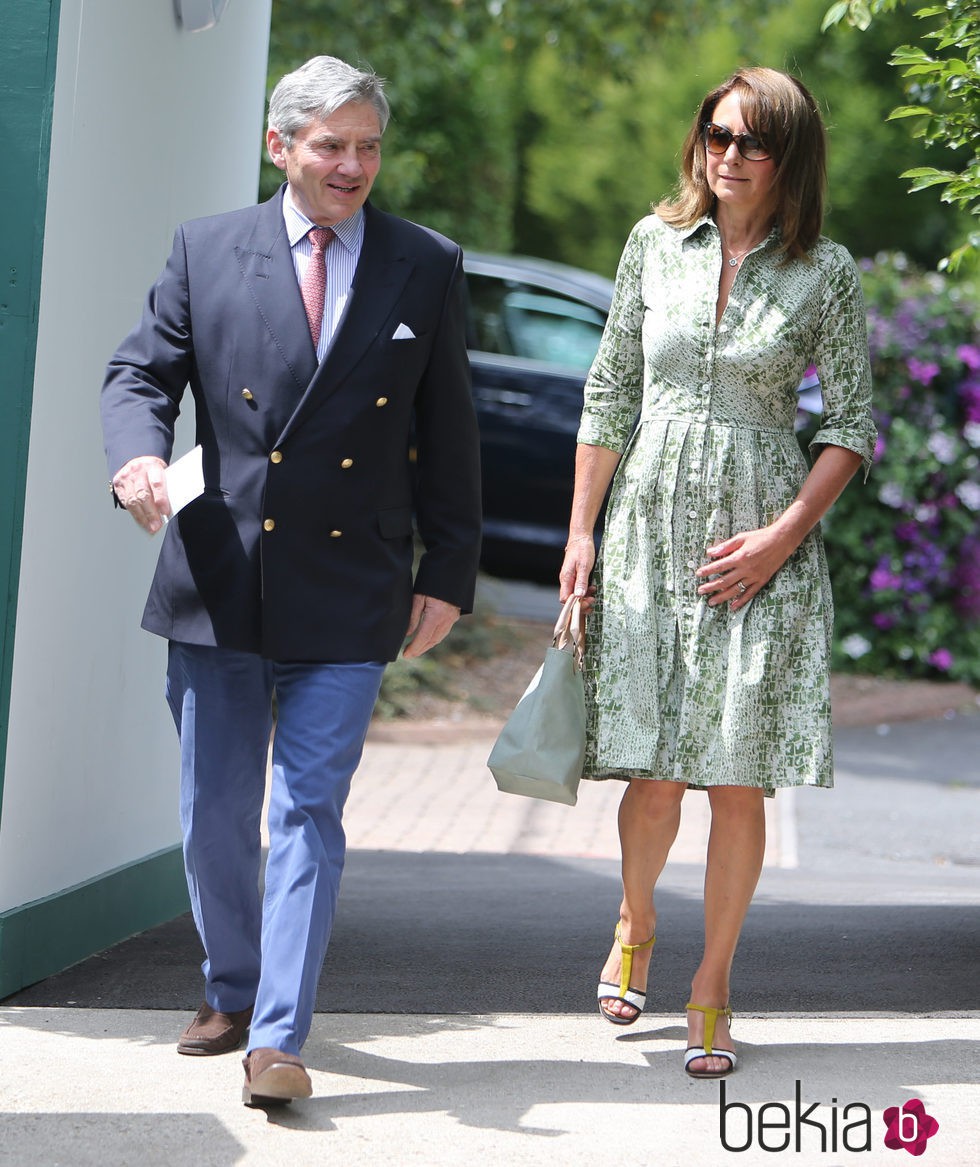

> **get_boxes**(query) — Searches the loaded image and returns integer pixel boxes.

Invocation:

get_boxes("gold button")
[270,450,283,464]
[329,529,343,538]
[241,388,253,401]
[263,519,275,532]
[375,396,388,407]
[340,458,353,469]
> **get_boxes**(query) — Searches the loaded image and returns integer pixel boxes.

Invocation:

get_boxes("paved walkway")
[2,1010,976,1165]
[349,728,795,867]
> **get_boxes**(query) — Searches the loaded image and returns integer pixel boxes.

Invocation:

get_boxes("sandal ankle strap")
[614,922,656,953]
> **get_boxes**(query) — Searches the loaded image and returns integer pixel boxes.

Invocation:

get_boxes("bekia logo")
[883,1098,940,1156]
[718,1081,940,1155]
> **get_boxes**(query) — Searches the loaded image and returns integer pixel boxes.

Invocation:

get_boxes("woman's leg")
[599,778,687,1021]
[686,784,766,1072]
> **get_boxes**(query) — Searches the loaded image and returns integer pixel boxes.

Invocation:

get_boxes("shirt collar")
[282,185,364,256]
[681,214,780,251]
[679,215,716,244]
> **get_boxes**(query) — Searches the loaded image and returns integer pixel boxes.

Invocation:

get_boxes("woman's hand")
[696,447,865,611]
[559,443,621,611]
[559,535,597,609]
[694,524,798,611]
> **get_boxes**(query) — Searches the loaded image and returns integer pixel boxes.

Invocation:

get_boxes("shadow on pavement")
[3,850,976,1017]
[1,1009,975,1145]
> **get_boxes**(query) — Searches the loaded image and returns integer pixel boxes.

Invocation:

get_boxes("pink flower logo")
[883,1098,940,1155]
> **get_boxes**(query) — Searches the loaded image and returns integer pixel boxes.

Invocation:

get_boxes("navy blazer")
[101,191,482,662]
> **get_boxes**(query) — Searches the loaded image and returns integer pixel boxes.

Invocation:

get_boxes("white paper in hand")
[164,446,205,520]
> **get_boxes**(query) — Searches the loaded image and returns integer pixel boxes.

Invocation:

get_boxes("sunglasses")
[703,122,771,162]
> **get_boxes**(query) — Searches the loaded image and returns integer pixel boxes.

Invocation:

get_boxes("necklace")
[725,243,756,268]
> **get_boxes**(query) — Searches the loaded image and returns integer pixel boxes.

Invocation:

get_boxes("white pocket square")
[392,322,416,340]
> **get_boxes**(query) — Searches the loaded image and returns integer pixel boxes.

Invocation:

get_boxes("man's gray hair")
[268,56,390,144]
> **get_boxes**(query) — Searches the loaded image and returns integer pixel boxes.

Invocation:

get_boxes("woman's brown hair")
[656,67,827,260]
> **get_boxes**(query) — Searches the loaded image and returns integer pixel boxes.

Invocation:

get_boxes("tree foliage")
[263,0,973,272]
[822,0,980,271]
[518,0,970,274]
[263,0,671,251]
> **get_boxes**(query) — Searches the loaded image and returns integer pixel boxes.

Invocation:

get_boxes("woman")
[559,67,875,1077]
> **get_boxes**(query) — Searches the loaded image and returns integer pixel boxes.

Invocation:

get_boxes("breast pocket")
[378,331,432,381]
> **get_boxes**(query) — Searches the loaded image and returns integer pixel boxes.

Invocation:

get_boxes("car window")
[467,273,606,374]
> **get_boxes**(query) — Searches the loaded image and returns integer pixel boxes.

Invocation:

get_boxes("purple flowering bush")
[801,253,980,684]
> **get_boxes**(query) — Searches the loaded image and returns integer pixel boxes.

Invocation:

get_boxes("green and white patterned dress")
[578,214,876,795]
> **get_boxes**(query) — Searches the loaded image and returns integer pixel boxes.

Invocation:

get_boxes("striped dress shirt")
[282,188,364,362]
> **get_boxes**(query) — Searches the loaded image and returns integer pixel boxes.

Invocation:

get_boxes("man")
[101,56,481,1107]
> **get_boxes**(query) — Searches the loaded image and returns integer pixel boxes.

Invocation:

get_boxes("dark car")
[463,252,614,580]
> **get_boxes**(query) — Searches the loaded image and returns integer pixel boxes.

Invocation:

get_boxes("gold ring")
[736,580,747,594]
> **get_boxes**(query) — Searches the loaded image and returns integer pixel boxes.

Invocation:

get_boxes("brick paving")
[257,668,980,872]
[346,729,793,867]
[346,671,977,869]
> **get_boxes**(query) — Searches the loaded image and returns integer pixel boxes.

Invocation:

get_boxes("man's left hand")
[402,594,461,658]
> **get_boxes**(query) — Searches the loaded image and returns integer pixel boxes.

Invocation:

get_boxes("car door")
[465,266,608,576]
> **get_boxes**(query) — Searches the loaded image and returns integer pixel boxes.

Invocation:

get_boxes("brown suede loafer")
[177,1002,254,1056]
[242,1047,313,1107]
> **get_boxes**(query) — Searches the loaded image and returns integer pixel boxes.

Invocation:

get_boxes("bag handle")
[552,595,585,673]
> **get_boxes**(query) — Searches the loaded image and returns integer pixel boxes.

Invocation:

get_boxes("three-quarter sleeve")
[808,244,877,478]
[577,221,647,452]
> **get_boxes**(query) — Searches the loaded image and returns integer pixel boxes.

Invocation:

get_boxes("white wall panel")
[0,0,272,909]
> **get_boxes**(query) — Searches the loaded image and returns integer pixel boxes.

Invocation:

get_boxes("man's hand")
[112,456,171,534]
[402,594,461,659]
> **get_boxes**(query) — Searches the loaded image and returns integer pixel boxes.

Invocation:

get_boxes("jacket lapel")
[276,203,414,444]
[234,189,318,393]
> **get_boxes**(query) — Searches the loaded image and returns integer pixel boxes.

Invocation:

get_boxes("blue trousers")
[165,642,385,1054]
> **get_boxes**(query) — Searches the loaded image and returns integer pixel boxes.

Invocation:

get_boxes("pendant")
[728,257,739,267]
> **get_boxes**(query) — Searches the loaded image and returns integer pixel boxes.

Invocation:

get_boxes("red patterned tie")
[300,226,334,343]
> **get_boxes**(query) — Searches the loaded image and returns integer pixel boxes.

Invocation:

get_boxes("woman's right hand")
[560,443,620,611]
[559,535,597,609]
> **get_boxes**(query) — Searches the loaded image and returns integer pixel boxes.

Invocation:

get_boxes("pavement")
[2,690,979,1165]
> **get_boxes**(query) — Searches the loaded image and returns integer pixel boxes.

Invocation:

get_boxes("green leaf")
[889,48,935,64]
[903,170,958,191]
[886,51,933,66]
[900,167,958,180]
[821,0,852,31]
[932,33,970,51]
[888,104,934,119]
[848,0,873,30]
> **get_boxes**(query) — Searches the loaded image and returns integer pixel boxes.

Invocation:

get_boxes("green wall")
[0,0,62,818]
[0,1,192,1000]
[0,846,188,998]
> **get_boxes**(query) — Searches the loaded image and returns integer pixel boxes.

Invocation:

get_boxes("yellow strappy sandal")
[597,923,656,1026]
[684,1002,737,1077]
